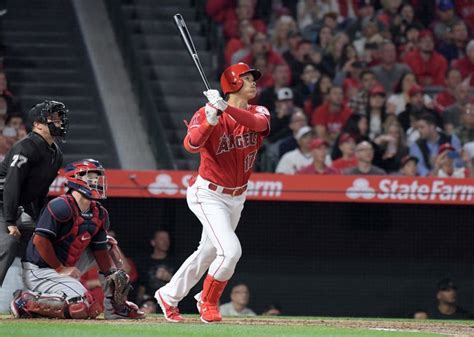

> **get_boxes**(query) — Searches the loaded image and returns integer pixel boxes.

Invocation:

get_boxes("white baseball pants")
[160,175,245,307]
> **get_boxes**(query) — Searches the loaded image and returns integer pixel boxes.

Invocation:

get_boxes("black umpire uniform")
[0,101,67,285]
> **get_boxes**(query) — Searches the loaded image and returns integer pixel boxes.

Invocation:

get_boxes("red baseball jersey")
[187,105,270,188]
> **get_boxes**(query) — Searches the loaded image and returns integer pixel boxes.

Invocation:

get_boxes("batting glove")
[205,103,219,126]
[203,89,228,111]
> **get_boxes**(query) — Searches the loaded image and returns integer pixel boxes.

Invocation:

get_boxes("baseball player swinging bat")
[173,13,223,115]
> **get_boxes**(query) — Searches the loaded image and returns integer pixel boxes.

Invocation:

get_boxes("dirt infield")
[3,315,474,336]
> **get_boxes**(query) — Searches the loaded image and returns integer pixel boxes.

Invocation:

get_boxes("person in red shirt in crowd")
[403,30,448,86]
[240,32,288,90]
[452,40,474,85]
[224,19,256,67]
[312,86,353,143]
[331,133,357,170]
[433,68,462,113]
[297,138,339,175]
[208,0,266,40]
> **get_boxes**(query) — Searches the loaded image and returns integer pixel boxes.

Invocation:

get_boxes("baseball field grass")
[2,314,474,337]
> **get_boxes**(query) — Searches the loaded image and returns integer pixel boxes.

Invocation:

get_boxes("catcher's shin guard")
[10,289,101,319]
[197,274,228,323]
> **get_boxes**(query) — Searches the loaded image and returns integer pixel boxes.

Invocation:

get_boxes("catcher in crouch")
[10,159,144,320]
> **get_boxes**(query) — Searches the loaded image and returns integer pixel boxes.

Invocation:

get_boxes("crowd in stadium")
[0,70,25,163]
[207,0,474,178]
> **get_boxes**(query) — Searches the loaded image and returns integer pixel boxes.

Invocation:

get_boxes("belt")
[207,183,247,196]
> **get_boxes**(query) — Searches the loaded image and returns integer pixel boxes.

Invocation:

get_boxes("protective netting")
[103,197,474,317]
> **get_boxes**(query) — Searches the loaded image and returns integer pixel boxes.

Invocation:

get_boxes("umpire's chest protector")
[49,194,106,267]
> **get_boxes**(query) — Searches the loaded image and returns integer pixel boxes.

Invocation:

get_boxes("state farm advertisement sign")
[49,170,474,205]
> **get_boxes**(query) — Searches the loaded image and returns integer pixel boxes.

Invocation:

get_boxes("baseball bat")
[173,13,211,90]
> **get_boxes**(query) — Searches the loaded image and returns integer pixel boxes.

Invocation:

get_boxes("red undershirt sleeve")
[183,121,215,153]
[33,234,62,270]
[93,249,114,273]
[224,105,268,132]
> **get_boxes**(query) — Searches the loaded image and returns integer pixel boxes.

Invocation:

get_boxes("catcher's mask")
[28,100,69,138]
[64,159,107,200]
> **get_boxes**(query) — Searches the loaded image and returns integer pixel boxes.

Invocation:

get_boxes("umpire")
[0,100,68,285]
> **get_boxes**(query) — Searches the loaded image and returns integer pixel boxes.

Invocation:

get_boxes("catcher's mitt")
[105,270,131,305]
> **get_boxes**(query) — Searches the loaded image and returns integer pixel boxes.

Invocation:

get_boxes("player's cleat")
[10,290,32,319]
[155,289,184,323]
[104,300,145,320]
[197,300,222,323]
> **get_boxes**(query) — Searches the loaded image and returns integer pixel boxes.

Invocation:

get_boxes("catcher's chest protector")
[53,195,105,266]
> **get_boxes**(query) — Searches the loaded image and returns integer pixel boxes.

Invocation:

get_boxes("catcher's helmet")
[28,100,69,138]
[64,159,107,200]
[220,63,261,95]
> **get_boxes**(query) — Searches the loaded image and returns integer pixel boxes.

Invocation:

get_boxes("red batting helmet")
[220,63,261,95]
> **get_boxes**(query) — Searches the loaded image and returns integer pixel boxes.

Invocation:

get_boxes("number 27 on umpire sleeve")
[10,154,28,168]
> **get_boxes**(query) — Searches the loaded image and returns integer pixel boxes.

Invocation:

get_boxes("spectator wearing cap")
[429,278,472,320]
[374,120,409,173]
[366,84,388,140]
[276,125,314,174]
[268,87,298,143]
[349,70,376,116]
[344,141,386,175]
[398,84,440,134]
[443,83,474,134]
[433,68,462,114]
[432,0,460,43]
[395,155,418,176]
[452,40,474,86]
[438,20,470,63]
[297,138,339,175]
[312,86,353,143]
[259,64,291,112]
[278,110,309,158]
[432,142,471,178]
[403,30,448,86]
[331,133,357,170]
[370,42,410,94]
[409,114,461,176]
